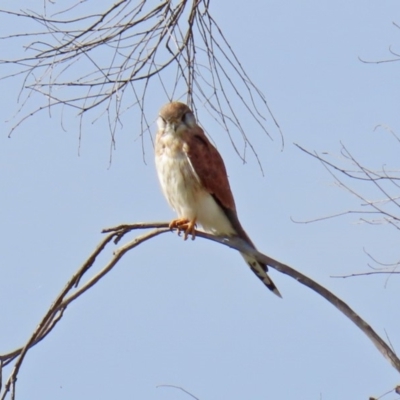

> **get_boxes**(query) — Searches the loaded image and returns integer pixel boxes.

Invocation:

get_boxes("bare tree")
[292,21,400,286]
[295,129,400,280]
[0,0,282,165]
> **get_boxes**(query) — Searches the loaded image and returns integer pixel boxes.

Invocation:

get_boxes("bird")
[155,101,281,297]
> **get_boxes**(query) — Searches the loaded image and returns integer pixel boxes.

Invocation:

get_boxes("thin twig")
[156,384,200,400]
[331,271,400,279]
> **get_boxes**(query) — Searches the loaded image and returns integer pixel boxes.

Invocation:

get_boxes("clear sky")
[0,1,399,399]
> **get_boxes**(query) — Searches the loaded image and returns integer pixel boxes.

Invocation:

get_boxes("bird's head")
[157,102,197,136]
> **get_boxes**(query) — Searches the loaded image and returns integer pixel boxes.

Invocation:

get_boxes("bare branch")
[204,233,400,374]
[291,210,381,224]
[295,143,400,230]
[331,271,400,279]
[369,385,400,400]
[0,222,170,400]
[295,136,400,280]
[0,0,282,164]
[1,221,399,399]
[156,384,200,400]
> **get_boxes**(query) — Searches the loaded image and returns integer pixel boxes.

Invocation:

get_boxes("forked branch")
[0,221,399,400]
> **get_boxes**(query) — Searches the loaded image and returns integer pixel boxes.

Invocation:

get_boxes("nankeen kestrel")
[155,101,281,297]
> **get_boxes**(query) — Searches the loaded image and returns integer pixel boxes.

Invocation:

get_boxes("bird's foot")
[169,218,197,241]
[169,218,189,231]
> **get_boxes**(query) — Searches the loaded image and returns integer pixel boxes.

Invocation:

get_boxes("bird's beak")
[167,122,176,131]
[166,120,179,133]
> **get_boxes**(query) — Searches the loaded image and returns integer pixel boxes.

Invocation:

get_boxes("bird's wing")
[183,124,257,243]
[183,126,236,212]
[183,126,281,297]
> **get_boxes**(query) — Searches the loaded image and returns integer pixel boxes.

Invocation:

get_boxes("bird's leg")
[169,218,197,241]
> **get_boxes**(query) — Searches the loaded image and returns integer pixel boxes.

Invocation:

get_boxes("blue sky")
[1,1,399,399]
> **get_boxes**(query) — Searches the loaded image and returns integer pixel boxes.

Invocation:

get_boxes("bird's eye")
[183,111,196,127]
[157,116,166,130]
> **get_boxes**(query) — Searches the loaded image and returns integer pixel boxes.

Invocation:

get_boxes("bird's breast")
[155,133,235,235]
[155,134,203,219]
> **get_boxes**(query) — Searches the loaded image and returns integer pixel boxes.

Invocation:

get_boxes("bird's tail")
[240,252,282,298]
[217,207,282,297]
